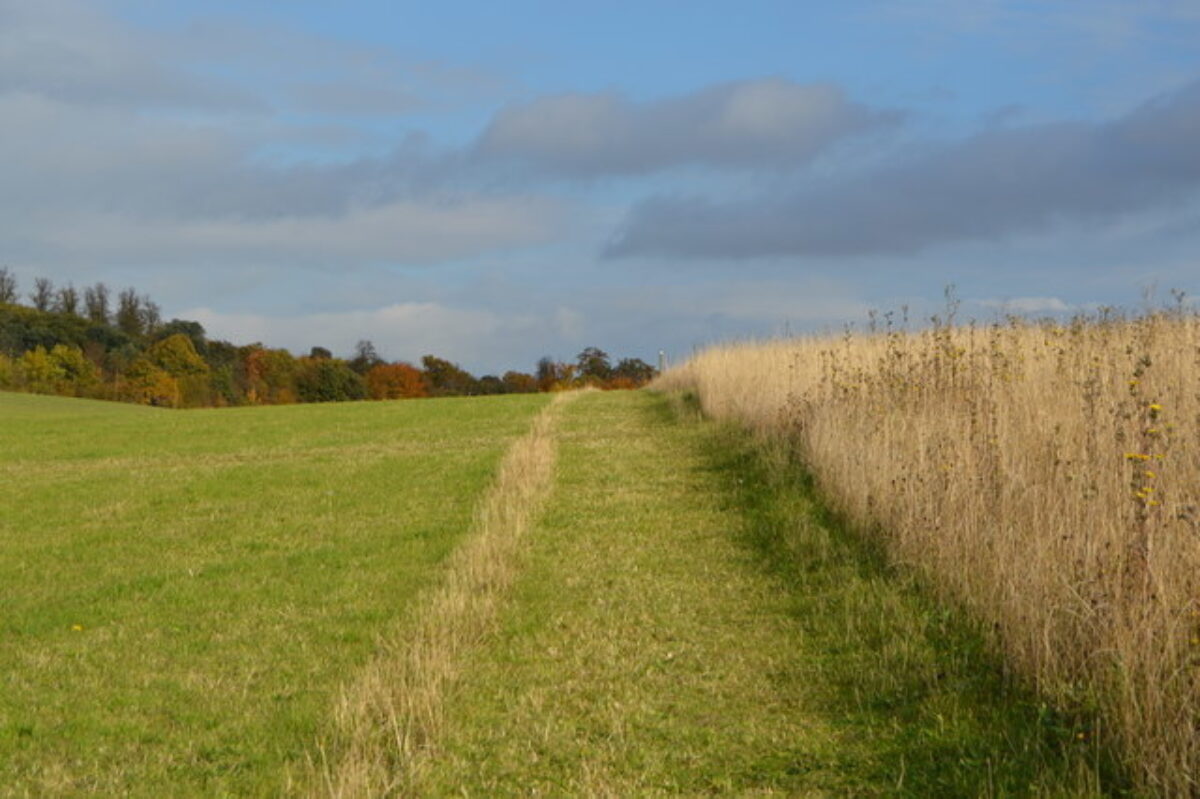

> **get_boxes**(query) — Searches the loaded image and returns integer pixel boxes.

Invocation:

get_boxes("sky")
[3,0,1199,373]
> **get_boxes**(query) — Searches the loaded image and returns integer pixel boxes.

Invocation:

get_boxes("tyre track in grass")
[422,389,845,796]
[308,392,576,797]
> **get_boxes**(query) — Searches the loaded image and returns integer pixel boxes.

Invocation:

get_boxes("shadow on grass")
[650,391,1129,798]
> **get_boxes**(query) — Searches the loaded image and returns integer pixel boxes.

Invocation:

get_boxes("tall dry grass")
[657,310,1200,795]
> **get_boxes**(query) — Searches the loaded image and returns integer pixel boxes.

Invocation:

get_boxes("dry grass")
[308,392,575,797]
[656,310,1200,795]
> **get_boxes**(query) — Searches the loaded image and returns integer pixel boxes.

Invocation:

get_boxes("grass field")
[3,388,1108,796]
[0,391,549,795]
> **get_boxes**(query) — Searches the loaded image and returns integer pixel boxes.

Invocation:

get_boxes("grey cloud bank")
[606,79,1200,259]
[474,79,899,177]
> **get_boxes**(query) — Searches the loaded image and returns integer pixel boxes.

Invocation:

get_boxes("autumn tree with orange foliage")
[243,346,298,404]
[365,362,427,400]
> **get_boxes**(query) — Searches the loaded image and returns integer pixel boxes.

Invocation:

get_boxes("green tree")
[0,268,16,305]
[421,355,478,396]
[84,283,110,325]
[146,333,210,406]
[116,288,144,338]
[30,278,54,312]
[155,320,208,357]
[502,370,538,393]
[49,344,100,396]
[203,339,241,405]
[19,346,65,393]
[147,333,209,378]
[296,357,366,403]
[612,357,657,386]
[576,347,612,381]
[477,375,505,394]
[55,283,80,316]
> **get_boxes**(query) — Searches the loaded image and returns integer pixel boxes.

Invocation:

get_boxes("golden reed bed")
[657,311,1200,795]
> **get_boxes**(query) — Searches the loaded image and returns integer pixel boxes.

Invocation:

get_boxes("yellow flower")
[1149,403,1163,413]
[1144,471,1157,479]
[71,624,83,632]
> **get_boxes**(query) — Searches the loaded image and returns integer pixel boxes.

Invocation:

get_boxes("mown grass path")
[423,390,1101,796]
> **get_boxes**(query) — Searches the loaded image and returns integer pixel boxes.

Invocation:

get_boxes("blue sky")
[3,1,1199,373]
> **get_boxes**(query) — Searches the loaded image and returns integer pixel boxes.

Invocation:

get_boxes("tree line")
[0,269,657,408]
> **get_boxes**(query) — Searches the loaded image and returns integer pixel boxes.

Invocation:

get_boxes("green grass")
[0,391,550,796]
[422,390,1108,796]
[2,389,1121,795]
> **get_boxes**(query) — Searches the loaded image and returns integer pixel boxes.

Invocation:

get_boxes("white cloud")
[977,296,1073,313]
